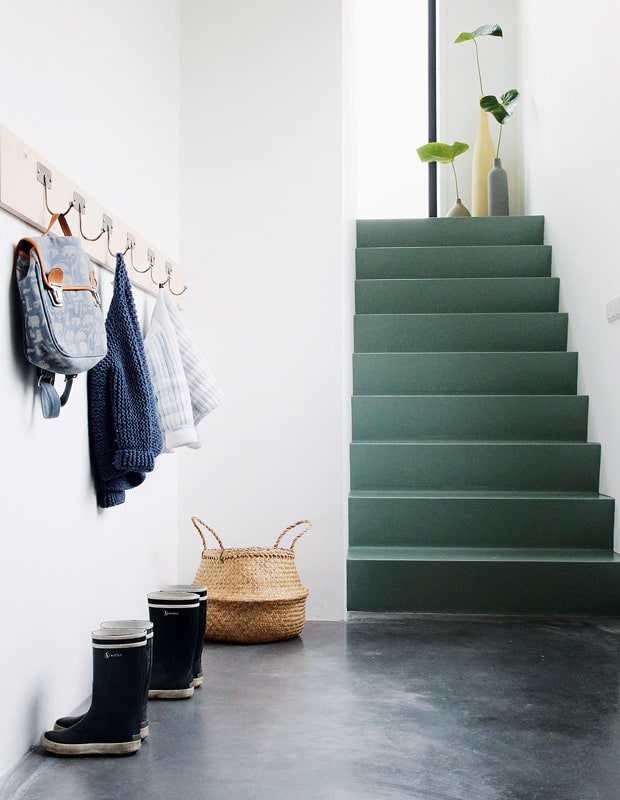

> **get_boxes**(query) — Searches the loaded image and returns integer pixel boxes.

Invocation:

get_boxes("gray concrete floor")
[4,615,620,799]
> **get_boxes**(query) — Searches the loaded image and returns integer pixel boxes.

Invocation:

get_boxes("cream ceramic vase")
[447,199,471,217]
[471,106,495,217]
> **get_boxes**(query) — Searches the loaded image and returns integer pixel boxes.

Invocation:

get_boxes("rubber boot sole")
[40,734,141,756]
[148,686,194,699]
[53,721,149,739]
[192,673,203,688]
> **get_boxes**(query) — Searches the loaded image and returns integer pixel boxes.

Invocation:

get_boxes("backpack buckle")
[46,266,65,307]
[48,281,64,307]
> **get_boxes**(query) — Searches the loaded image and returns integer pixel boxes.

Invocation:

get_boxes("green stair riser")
[354,313,568,353]
[350,442,601,492]
[347,557,620,614]
[357,216,545,248]
[355,278,559,314]
[352,352,579,396]
[351,395,588,441]
[356,245,552,279]
[348,493,615,549]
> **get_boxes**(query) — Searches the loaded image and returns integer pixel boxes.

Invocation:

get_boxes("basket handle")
[191,516,225,554]
[274,520,312,550]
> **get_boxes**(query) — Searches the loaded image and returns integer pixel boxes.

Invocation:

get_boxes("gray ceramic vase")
[488,158,509,216]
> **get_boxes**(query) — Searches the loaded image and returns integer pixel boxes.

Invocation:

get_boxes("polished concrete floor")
[4,614,620,799]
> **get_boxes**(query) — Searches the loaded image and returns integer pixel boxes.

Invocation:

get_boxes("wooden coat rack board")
[0,126,186,302]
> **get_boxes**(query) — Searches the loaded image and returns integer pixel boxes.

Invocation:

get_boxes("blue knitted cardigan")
[87,254,163,508]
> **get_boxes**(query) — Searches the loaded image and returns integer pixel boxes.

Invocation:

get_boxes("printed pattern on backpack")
[15,235,107,375]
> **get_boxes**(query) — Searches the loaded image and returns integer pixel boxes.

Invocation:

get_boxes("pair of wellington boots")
[41,621,153,756]
[148,585,207,699]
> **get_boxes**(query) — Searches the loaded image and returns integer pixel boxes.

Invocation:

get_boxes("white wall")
[438,0,521,216]
[177,0,350,620]
[354,0,429,219]
[0,1,181,783]
[519,0,620,549]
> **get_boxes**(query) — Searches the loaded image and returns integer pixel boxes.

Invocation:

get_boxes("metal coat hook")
[122,232,136,260]
[103,217,131,258]
[130,246,156,276]
[128,237,152,274]
[73,193,107,244]
[37,162,74,218]
[147,252,163,288]
[160,262,188,296]
[77,213,105,242]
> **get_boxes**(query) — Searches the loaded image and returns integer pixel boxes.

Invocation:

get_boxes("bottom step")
[347,547,620,614]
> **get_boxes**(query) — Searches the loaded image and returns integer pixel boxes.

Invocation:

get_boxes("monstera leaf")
[417,142,470,203]
[416,141,469,164]
[454,23,503,95]
[454,24,503,44]
[481,90,520,124]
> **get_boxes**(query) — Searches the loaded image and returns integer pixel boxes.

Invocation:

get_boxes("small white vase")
[447,199,471,217]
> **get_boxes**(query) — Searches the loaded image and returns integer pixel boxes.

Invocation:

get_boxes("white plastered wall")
[0,0,181,782]
[519,0,620,550]
[177,0,351,620]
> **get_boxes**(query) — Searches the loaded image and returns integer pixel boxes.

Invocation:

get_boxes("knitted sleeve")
[111,349,162,474]
[89,357,149,507]
[88,354,127,508]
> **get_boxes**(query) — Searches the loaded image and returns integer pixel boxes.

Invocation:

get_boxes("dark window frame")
[428,0,437,217]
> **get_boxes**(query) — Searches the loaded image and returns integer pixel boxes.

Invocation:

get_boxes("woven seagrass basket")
[191,516,311,644]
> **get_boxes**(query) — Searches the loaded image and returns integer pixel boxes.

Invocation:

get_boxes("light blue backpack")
[14,214,107,418]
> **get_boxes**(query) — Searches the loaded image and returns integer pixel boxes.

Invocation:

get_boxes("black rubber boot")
[147,591,199,699]
[54,620,153,739]
[41,628,147,756]
[161,584,207,687]
[100,620,153,737]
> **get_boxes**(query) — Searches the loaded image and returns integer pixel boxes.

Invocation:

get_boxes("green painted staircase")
[348,215,620,614]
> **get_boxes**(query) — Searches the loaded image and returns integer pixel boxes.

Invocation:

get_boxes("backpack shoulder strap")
[38,371,76,419]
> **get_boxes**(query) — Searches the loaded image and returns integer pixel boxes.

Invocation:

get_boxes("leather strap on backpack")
[38,371,76,419]
[44,213,73,237]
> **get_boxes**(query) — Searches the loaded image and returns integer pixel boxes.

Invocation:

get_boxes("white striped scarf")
[144,289,224,451]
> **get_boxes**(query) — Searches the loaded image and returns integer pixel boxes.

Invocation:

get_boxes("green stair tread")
[351,439,602,446]
[352,393,585,399]
[355,277,560,314]
[347,546,620,563]
[352,394,589,442]
[352,439,597,445]
[356,244,552,279]
[348,490,614,550]
[357,216,545,248]
[354,313,569,353]
[352,352,579,396]
[350,441,602,492]
[348,489,613,500]
[347,557,620,612]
